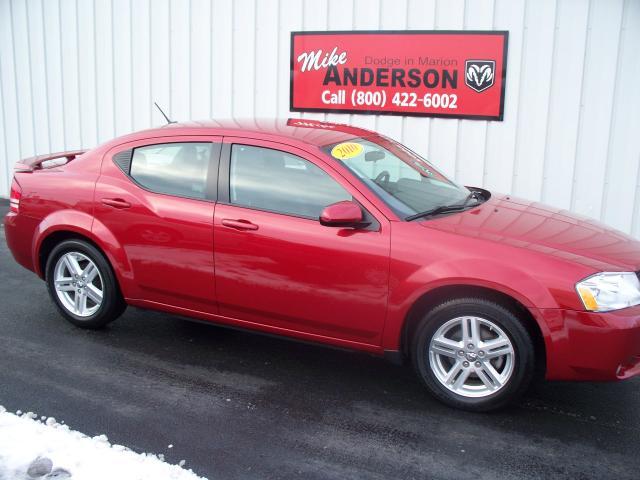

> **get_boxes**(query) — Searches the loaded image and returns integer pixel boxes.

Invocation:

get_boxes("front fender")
[382,257,559,352]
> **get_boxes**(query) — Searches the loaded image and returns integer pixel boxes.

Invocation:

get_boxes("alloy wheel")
[53,252,104,317]
[428,316,515,398]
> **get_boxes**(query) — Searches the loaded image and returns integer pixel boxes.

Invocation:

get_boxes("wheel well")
[401,285,546,377]
[38,231,106,279]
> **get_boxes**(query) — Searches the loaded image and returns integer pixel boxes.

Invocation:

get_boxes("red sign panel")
[290,31,508,121]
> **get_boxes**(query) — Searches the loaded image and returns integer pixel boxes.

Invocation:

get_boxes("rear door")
[213,138,391,347]
[94,136,221,312]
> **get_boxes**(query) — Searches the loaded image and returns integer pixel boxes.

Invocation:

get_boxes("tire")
[411,298,535,412]
[45,239,126,329]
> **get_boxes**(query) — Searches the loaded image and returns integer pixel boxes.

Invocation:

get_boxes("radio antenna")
[154,102,176,124]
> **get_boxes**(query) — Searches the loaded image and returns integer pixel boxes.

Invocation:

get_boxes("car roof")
[114,118,377,149]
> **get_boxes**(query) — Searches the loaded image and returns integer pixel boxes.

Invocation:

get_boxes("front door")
[94,136,221,312]
[213,138,390,346]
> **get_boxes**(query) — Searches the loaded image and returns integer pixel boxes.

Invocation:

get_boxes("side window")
[130,142,212,199]
[229,144,352,218]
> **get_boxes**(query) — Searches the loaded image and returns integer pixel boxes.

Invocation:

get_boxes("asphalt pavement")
[1,204,639,479]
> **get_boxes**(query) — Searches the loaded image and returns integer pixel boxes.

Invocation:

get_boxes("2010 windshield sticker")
[331,142,363,160]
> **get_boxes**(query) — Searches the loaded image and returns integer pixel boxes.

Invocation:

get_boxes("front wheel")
[411,298,535,411]
[45,239,126,329]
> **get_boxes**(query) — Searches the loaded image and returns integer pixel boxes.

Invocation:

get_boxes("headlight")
[576,272,640,312]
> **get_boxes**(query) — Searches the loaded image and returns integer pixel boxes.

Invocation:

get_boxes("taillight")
[9,178,21,213]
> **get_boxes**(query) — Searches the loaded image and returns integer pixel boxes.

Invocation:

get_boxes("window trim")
[217,139,381,230]
[111,139,222,202]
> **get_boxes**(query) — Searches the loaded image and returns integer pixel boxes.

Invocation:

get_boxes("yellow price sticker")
[331,142,364,160]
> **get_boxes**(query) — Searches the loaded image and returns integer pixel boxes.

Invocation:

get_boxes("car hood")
[420,193,640,272]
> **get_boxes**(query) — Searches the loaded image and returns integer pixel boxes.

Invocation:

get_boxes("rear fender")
[33,210,132,295]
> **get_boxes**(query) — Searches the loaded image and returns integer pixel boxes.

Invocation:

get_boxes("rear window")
[130,142,212,199]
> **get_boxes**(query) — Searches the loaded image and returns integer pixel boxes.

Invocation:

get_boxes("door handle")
[221,219,259,231]
[101,198,131,209]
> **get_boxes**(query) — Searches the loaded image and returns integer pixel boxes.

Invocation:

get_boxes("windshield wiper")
[405,204,468,221]
[405,190,484,222]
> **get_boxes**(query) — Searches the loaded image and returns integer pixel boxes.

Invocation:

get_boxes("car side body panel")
[92,135,222,312]
[213,137,391,346]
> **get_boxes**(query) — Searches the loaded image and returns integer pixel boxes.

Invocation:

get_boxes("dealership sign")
[290,31,508,121]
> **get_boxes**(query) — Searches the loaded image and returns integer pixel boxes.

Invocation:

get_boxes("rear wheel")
[411,298,535,411]
[45,239,125,329]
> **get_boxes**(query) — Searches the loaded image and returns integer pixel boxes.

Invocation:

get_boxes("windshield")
[322,136,470,218]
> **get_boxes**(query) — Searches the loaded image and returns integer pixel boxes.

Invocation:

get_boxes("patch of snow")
[0,406,207,480]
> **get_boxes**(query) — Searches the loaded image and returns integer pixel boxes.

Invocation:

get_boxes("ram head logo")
[465,60,495,93]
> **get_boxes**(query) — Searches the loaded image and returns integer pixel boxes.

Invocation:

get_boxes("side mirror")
[319,201,369,228]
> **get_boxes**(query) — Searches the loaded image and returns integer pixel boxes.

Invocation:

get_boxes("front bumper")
[538,305,640,381]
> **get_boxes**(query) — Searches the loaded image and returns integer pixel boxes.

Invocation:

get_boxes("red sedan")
[5,118,640,411]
